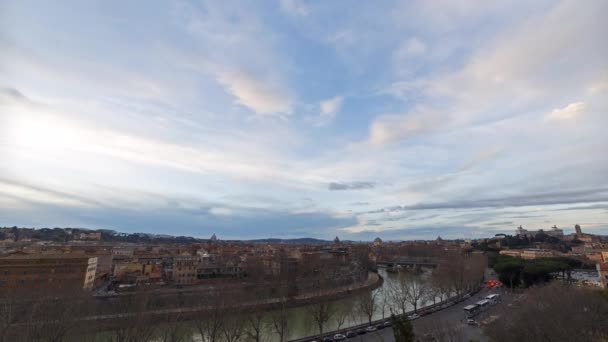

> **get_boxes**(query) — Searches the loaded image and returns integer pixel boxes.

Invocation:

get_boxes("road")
[356,269,502,342]
[351,290,498,342]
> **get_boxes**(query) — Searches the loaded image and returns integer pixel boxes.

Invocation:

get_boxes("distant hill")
[247,237,331,244]
[0,227,341,245]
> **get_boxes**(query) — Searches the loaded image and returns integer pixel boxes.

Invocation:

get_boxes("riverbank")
[64,272,383,337]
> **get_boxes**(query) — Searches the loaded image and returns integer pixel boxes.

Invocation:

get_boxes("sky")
[1,0,607,240]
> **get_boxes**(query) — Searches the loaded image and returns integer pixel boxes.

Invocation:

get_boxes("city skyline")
[1,0,608,240]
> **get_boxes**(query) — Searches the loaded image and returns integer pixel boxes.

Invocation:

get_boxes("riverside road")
[356,288,494,342]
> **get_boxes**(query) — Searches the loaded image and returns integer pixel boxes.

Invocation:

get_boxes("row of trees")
[493,255,582,288]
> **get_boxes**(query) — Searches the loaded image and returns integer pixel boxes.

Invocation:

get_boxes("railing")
[289,286,482,342]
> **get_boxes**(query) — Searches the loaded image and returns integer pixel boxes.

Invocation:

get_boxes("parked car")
[467,319,480,326]
[376,323,385,329]
[365,326,377,332]
[333,333,347,341]
[407,314,420,320]
[356,329,367,335]
[323,336,333,342]
[345,331,357,338]
[382,320,392,327]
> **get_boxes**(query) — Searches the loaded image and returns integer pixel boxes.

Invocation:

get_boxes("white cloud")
[368,109,441,145]
[398,37,427,57]
[209,207,233,216]
[280,0,309,16]
[545,102,585,121]
[217,70,293,115]
[320,96,343,115]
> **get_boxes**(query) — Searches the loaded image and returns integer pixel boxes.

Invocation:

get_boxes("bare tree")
[192,288,228,342]
[222,314,246,342]
[333,305,350,332]
[306,300,336,340]
[376,287,389,320]
[111,291,157,342]
[245,311,267,342]
[484,284,608,342]
[0,288,18,342]
[390,272,426,314]
[157,312,187,342]
[270,275,290,342]
[356,291,378,325]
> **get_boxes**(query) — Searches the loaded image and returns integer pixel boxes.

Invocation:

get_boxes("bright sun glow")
[8,113,87,155]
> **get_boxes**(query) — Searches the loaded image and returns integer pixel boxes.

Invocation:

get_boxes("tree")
[111,291,157,342]
[306,301,335,340]
[484,284,608,342]
[377,287,389,319]
[393,273,426,313]
[270,275,290,342]
[391,314,414,342]
[494,257,524,289]
[222,315,245,342]
[193,288,228,342]
[355,291,377,325]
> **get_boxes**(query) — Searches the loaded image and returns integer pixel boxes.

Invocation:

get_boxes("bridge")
[376,256,439,269]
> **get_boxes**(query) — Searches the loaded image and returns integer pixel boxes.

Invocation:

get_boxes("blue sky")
[1,0,607,240]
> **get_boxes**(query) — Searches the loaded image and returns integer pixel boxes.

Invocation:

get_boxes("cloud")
[328,182,375,191]
[310,95,344,126]
[320,96,343,115]
[0,87,27,102]
[484,221,513,226]
[368,109,441,145]
[399,187,608,211]
[280,0,309,16]
[544,102,586,121]
[208,207,233,216]
[556,203,608,211]
[216,70,293,115]
[397,37,427,57]
[458,146,502,171]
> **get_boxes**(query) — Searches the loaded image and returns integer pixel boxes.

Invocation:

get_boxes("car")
[345,331,357,338]
[382,320,392,327]
[333,334,347,341]
[407,314,420,320]
[375,323,385,329]
[365,326,377,332]
[356,329,367,335]
[467,319,480,326]
[323,336,332,342]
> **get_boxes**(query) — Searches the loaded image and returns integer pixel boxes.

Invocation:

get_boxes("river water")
[80,268,434,341]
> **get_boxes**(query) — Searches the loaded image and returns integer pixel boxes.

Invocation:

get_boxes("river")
[78,268,435,341]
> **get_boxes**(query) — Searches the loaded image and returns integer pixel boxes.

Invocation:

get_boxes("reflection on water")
[79,268,435,341]
[199,268,428,341]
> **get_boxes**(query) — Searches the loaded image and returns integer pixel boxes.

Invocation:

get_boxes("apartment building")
[173,255,199,285]
[0,254,97,291]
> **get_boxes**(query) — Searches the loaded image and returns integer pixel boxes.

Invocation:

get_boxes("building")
[499,248,554,259]
[597,262,608,289]
[173,255,199,285]
[521,249,554,259]
[0,254,97,291]
[515,225,564,238]
[575,224,582,235]
[499,249,522,257]
[76,231,102,241]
